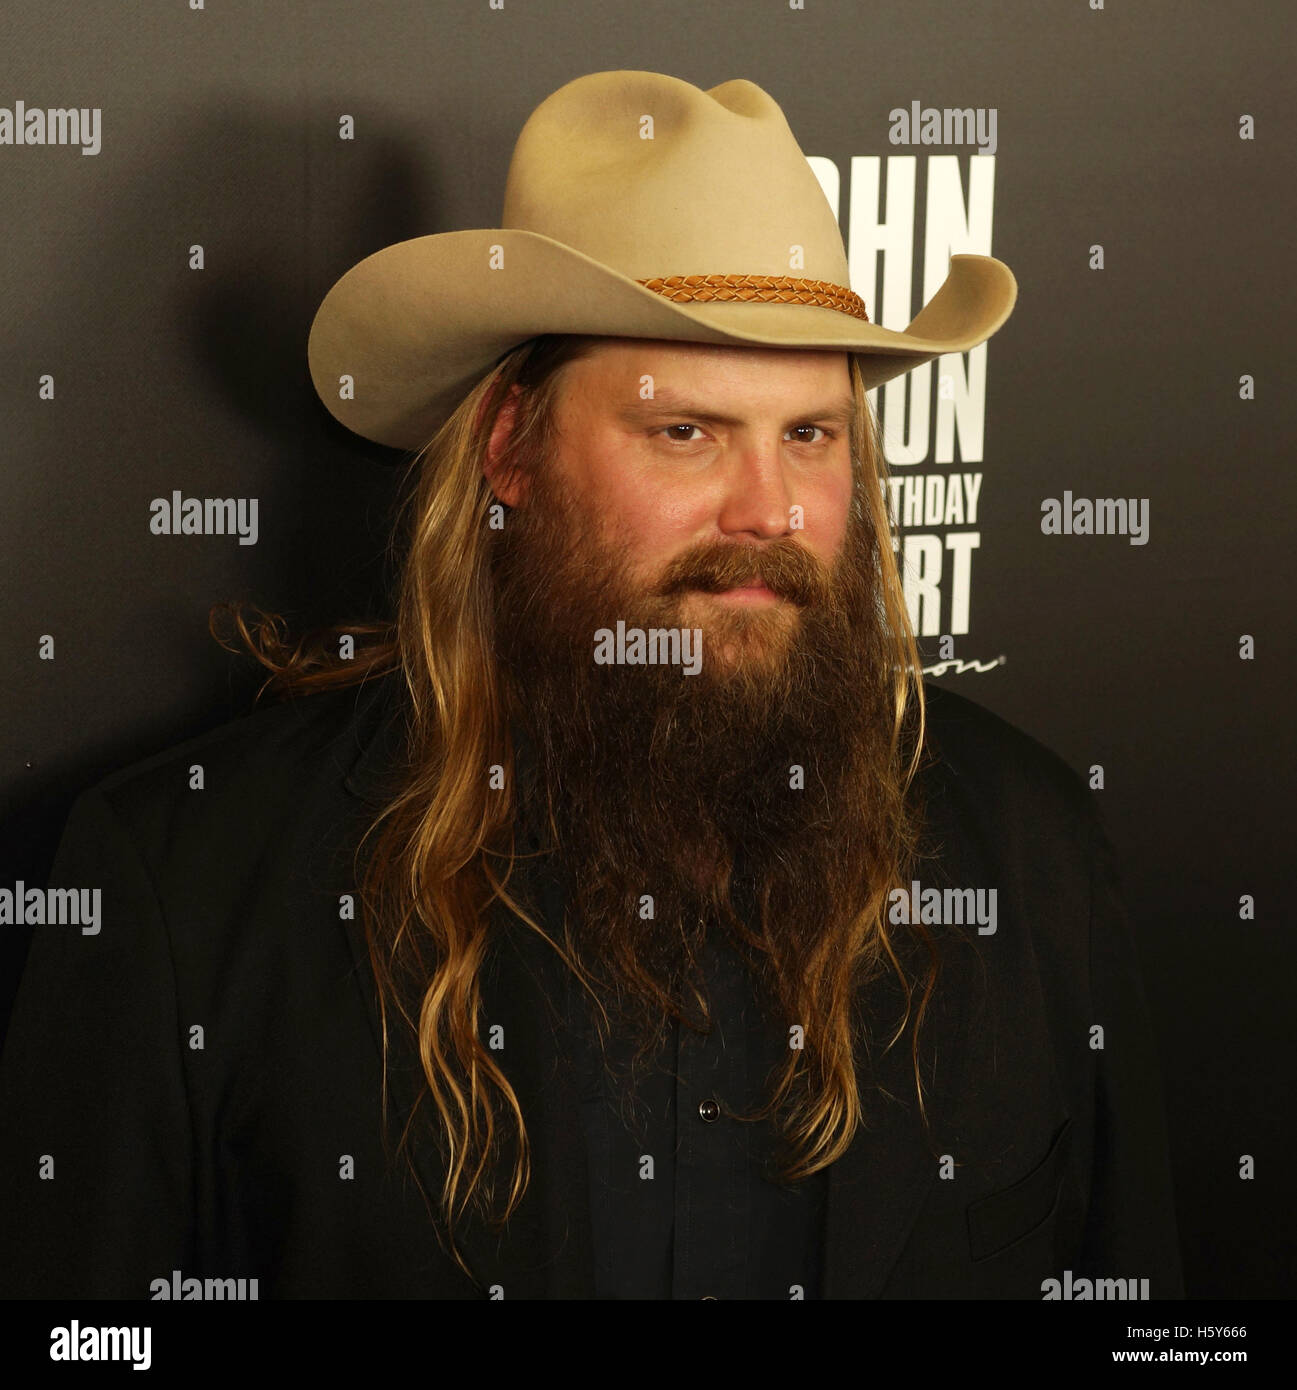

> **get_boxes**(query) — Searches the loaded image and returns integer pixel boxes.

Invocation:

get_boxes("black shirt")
[569,925,828,1299]
[512,715,829,1301]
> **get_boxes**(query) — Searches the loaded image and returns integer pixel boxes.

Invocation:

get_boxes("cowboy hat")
[308,70,1017,452]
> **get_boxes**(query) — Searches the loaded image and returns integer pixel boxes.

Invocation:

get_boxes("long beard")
[491,460,909,1067]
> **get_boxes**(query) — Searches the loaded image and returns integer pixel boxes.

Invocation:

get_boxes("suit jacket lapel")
[338,677,596,1297]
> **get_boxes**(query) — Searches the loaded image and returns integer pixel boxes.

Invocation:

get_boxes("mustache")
[653,538,833,607]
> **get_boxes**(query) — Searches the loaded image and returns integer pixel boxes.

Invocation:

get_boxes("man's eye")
[659,424,830,443]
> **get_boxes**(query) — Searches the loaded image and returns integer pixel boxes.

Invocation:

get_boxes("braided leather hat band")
[635,273,870,322]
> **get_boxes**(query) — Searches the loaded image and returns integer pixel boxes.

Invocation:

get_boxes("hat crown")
[500,71,850,285]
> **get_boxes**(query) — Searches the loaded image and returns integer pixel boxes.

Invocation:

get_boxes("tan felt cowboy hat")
[308,69,1017,452]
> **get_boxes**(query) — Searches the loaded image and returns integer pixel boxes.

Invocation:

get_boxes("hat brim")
[307,229,1017,452]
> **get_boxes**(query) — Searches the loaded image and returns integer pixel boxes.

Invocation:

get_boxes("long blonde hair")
[211,334,934,1276]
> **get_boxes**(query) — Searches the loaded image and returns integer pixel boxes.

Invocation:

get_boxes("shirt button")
[698,1098,720,1123]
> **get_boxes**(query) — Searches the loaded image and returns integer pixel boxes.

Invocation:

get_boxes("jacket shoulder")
[75,675,394,848]
[916,682,1105,870]
[920,681,1091,819]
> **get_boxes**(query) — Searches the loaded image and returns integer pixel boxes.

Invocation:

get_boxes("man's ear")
[482,383,527,508]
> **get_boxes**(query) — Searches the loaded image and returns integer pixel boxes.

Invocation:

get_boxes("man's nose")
[714,439,794,539]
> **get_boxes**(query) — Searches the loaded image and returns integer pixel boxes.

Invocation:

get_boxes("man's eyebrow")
[616,392,857,429]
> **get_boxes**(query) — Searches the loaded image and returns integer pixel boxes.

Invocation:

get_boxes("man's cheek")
[802,520,848,567]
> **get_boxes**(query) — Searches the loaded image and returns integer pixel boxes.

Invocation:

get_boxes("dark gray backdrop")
[2,0,1292,1300]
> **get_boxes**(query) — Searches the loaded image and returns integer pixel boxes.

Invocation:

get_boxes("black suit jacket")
[0,676,1183,1299]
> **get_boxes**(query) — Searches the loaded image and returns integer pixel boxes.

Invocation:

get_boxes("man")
[0,70,1182,1300]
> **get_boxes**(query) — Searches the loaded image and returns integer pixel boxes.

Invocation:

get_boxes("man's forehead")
[559,337,854,414]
